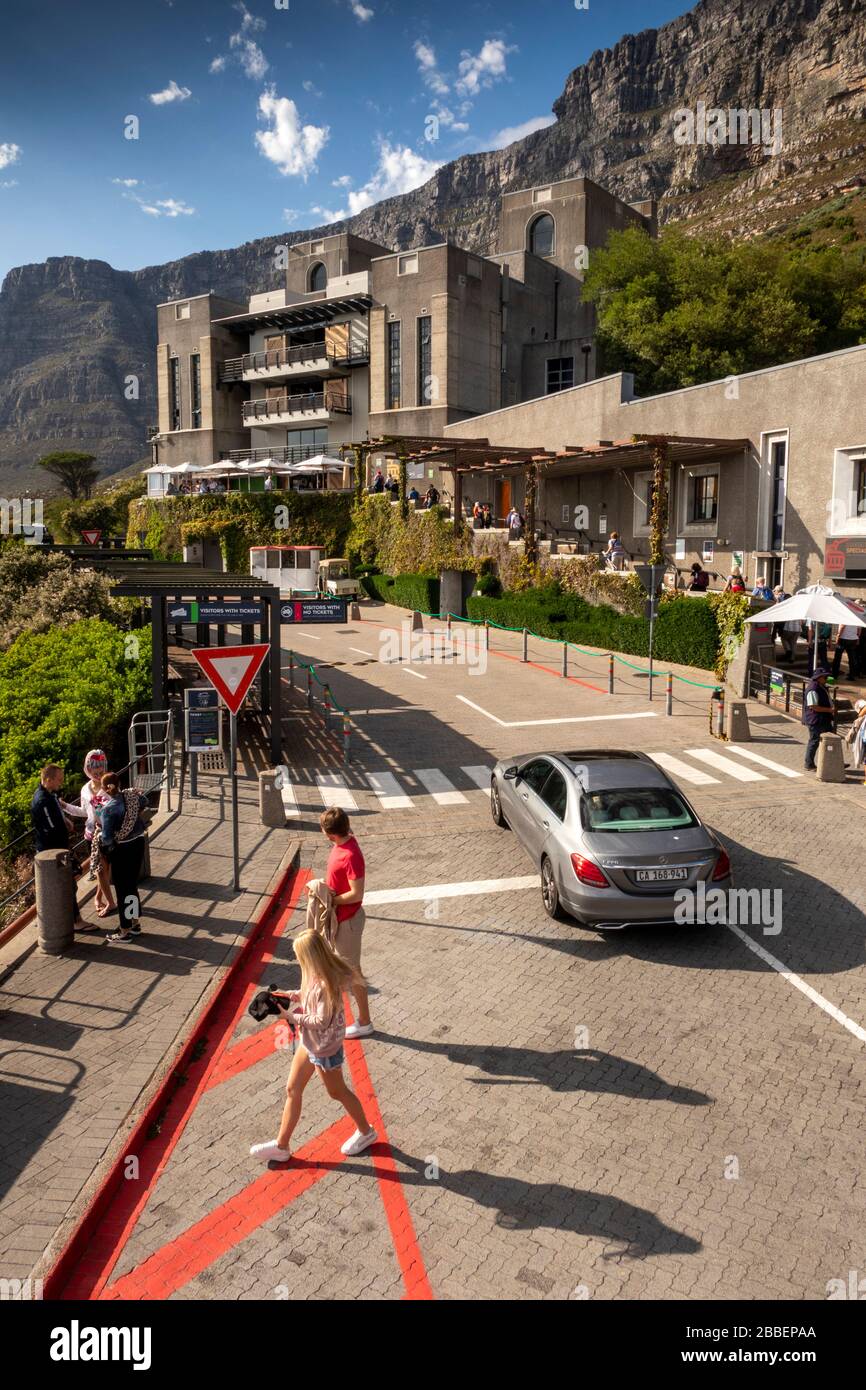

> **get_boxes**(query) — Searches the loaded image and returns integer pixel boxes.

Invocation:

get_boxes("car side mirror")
[504,766,519,781]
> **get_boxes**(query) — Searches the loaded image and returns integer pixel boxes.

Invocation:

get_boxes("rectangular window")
[546,357,575,394]
[190,353,201,430]
[387,321,402,409]
[397,254,418,276]
[175,301,190,320]
[417,316,432,406]
[169,357,181,431]
[466,256,482,279]
[286,426,328,462]
[690,472,718,523]
[770,439,787,549]
[856,459,866,518]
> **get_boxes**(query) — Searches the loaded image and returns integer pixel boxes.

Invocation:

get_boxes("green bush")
[129,492,353,565]
[0,619,152,845]
[466,590,720,670]
[361,572,440,614]
[349,495,474,574]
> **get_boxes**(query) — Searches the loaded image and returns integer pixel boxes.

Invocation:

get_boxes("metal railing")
[221,341,368,382]
[242,389,352,422]
[286,651,352,765]
[0,712,176,917]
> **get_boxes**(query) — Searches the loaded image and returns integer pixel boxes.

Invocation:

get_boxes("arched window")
[528,213,555,258]
[309,262,327,292]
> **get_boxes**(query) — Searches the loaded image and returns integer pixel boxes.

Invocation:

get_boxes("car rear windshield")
[581,787,696,832]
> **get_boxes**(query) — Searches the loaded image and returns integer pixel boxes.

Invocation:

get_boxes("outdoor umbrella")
[745,583,865,669]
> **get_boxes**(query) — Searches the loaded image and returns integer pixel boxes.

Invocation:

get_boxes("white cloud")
[234,1,265,32]
[283,208,300,224]
[332,174,353,187]
[414,40,449,96]
[0,142,22,169]
[488,114,555,149]
[310,204,347,223]
[349,1,373,20]
[456,39,515,98]
[112,177,139,187]
[149,80,192,105]
[0,179,18,189]
[230,33,268,79]
[209,56,227,73]
[255,90,329,178]
[345,140,441,216]
[430,105,470,133]
[303,79,323,96]
[139,197,195,217]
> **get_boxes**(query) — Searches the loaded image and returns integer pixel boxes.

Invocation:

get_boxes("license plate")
[635,867,688,883]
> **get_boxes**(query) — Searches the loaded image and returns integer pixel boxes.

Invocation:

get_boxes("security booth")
[249,545,323,595]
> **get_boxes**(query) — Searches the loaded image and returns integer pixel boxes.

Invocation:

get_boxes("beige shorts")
[332,906,365,971]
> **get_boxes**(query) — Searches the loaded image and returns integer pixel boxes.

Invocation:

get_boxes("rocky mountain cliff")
[3,0,865,491]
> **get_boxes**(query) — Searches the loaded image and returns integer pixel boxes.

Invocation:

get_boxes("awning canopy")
[212,293,372,334]
[360,432,750,475]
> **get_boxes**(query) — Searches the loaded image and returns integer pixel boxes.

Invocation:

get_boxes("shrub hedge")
[466,590,720,671]
[128,492,353,567]
[0,619,152,845]
[361,572,441,614]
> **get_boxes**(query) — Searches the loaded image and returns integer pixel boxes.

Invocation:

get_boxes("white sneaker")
[345,1022,375,1039]
[341,1127,377,1156]
[250,1140,290,1164]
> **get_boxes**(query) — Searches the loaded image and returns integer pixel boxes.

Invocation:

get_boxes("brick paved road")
[60,605,866,1300]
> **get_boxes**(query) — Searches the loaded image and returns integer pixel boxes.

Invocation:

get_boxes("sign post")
[190,644,270,891]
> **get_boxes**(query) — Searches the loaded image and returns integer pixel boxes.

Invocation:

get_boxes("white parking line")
[315,773,358,810]
[685,748,767,782]
[277,767,301,818]
[725,746,802,778]
[350,647,374,657]
[650,752,720,786]
[365,875,539,905]
[401,667,427,680]
[456,695,658,728]
[461,765,493,795]
[365,771,414,810]
[726,924,866,1045]
[414,768,467,805]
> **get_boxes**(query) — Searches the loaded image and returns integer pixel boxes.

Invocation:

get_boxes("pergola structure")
[356,432,751,554]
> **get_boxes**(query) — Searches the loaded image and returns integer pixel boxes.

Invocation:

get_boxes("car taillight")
[712,849,731,881]
[571,853,610,887]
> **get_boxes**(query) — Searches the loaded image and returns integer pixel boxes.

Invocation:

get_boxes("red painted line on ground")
[205,1021,283,1090]
[101,1120,352,1300]
[48,865,309,1301]
[343,1001,433,1301]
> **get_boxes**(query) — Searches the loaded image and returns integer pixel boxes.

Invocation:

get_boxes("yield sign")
[81,529,102,545]
[191,644,269,715]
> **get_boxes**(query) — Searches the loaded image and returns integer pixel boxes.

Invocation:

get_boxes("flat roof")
[212,292,372,331]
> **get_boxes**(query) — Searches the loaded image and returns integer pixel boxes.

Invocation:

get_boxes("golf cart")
[317,557,359,600]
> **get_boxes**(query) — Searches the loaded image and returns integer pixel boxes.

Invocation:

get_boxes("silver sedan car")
[490,749,732,929]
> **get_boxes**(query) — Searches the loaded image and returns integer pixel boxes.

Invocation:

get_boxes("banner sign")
[280,598,347,624]
[166,601,264,624]
[825,536,866,579]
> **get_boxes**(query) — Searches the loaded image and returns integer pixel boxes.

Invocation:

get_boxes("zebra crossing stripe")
[414,768,468,805]
[684,748,767,782]
[725,746,802,778]
[461,765,493,795]
[315,772,359,810]
[649,752,720,785]
[365,771,414,809]
[278,766,301,818]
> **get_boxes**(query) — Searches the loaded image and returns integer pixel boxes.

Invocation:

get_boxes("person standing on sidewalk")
[30,764,87,923]
[803,667,834,772]
[80,749,114,919]
[312,806,373,1038]
[99,773,147,942]
[250,928,377,1165]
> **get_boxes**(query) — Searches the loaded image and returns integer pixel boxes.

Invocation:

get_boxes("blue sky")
[0,0,692,279]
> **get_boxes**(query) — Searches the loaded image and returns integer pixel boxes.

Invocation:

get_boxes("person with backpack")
[99,772,147,942]
[723,565,746,594]
[80,749,114,918]
[250,927,377,1165]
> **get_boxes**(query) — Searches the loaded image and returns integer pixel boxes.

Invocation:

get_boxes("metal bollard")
[288,650,294,690]
[666,672,673,716]
[522,627,528,662]
[484,619,490,651]
[323,684,332,729]
[306,667,313,710]
[446,613,452,641]
[35,849,76,955]
[343,714,351,766]
[562,641,568,678]
[608,653,614,694]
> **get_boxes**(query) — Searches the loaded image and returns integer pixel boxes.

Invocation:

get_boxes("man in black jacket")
[803,669,834,772]
[31,764,86,919]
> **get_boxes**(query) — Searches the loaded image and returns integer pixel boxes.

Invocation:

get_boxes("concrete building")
[149,179,655,494]
[442,344,866,598]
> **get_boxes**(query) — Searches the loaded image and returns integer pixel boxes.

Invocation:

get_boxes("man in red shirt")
[317,806,373,1037]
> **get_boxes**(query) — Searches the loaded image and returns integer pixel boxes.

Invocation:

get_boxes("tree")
[37,451,100,501]
[61,498,115,540]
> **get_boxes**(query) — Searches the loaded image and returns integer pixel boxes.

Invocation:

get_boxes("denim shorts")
[307,1046,344,1072]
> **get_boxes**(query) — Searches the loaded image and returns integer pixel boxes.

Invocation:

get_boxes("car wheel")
[490,778,508,828]
[541,856,564,920]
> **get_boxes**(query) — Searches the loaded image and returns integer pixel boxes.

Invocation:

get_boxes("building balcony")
[221,339,369,384]
[224,444,350,466]
[242,388,352,426]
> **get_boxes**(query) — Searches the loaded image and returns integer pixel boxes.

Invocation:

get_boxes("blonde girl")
[81,749,114,917]
[250,928,377,1165]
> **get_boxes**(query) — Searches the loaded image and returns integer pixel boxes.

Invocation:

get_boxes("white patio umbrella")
[746,583,865,670]
[193,460,241,472]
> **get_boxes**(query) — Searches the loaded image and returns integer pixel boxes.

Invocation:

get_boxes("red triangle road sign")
[81,529,102,545]
[191,644,270,716]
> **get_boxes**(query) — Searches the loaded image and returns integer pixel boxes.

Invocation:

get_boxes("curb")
[38,836,301,1300]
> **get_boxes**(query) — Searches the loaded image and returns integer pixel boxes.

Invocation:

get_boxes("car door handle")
[521,793,529,800]
[542,820,550,829]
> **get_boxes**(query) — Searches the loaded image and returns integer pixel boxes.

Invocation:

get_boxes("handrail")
[223,342,369,381]
[242,389,352,421]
